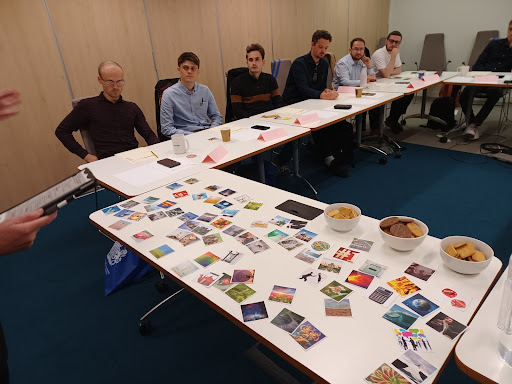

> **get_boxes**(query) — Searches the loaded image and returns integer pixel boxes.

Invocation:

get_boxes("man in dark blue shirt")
[461,20,512,140]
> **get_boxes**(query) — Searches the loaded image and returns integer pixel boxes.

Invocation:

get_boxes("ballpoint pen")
[151,151,158,158]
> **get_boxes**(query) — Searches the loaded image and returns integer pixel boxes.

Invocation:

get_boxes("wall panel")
[315,0,350,63]
[348,0,390,53]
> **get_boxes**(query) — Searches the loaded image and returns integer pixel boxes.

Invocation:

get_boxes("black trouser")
[368,94,414,130]
[460,86,504,126]
[0,321,8,384]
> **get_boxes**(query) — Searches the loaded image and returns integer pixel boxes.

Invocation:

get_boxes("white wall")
[388,0,512,71]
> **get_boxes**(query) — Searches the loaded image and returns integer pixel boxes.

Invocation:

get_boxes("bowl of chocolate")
[439,236,493,274]
[379,216,428,251]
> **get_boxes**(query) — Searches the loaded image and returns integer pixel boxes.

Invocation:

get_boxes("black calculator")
[369,286,393,304]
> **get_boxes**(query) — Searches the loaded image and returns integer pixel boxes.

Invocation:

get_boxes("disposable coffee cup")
[355,87,363,98]
[220,128,231,142]
[172,134,189,154]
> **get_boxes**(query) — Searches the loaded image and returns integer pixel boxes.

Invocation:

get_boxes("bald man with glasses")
[55,61,158,162]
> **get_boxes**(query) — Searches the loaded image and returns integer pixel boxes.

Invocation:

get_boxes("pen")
[151,151,158,158]
[200,98,204,106]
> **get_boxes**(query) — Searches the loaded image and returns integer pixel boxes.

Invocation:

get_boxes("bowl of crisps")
[324,203,361,231]
[379,216,428,251]
[439,236,493,274]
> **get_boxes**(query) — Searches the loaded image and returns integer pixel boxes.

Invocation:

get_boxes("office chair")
[467,30,499,67]
[225,67,249,123]
[377,36,386,50]
[154,78,180,141]
[271,59,292,95]
[414,33,450,73]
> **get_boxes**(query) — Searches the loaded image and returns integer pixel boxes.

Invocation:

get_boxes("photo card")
[402,293,439,317]
[290,321,326,351]
[383,304,419,330]
[393,328,433,352]
[246,239,270,254]
[426,312,468,340]
[387,276,421,296]
[197,271,221,287]
[324,298,352,317]
[345,270,375,289]
[225,283,256,303]
[391,350,438,384]
[405,263,436,282]
[268,285,296,304]
[194,251,220,268]
[270,308,305,333]
[320,281,353,302]
[241,301,269,322]
[166,182,183,190]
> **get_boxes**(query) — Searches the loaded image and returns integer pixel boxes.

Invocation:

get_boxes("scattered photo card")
[214,200,233,209]
[166,182,183,190]
[364,363,410,384]
[129,212,146,221]
[194,251,220,268]
[270,215,290,226]
[173,191,188,199]
[383,304,419,330]
[221,250,243,264]
[286,220,307,229]
[332,246,359,262]
[320,281,353,302]
[367,286,398,308]
[148,211,167,221]
[231,269,255,283]
[223,225,245,237]
[244,202,262,210]
[197,213,218,223]
[402,294,439,317]
[436,288,472,312]
[271,308,305,333]
[290,321,326,351]
[426,312,468,340]
[318,258,343,274]
[324,298,352,317]
[251,220,268,228]
[184,178,199,184]
[359,260,388,278]
[392,350,437,384]
[143,196,159,204]
[234,194,251,203]
[102,206,120,215]
[204,197,222,204]
[179,233,200,246]
[119,200,138,209]
[114,209,134,218]
[268,285,296,304]
[235,232,258,245]
[192,226,212,236]
[297,267,327,286]
[394,328,433,352]
[241,302,268,322]
[157,200,176,209]
[192,192,207,201]
[149,244,174,258]
[205,185,221,192]
[203,233,223,245]
[293,229,318,243]
[278,238,303,251]
[349,238,374,252]
[133,230,153,241]
[345,270,374,289]
[166,229,189,241]
[295,249,322,264]
[221,208,239,217]
[219,188,236,196]
[109,220,131,230]
[166,207,184,217]
[197,271,221,287]
[178,212,199,221]
[225,283,256,303]
[246,239,270,254]
[178,220,200,231]
[387,277,421,297]
[405,263,436,282]
[311,241,330,252]
[210,218,231,229]
[212,273,233,291]
[144,204,160,212]
[267,229,289,243]
[172,260,198,278]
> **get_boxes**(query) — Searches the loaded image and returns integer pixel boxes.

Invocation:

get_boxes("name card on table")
[294,113,320,125]
[202,145,228,163]
[421,74,440,83]
[474,75,499,84]
[337,86,357,94]
[257,127,287,142]
[407,80,424,89]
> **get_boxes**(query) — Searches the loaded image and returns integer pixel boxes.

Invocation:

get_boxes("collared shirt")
[473,38,512,72]
[160,81,222,137]
[55,92,159,159]
[282,53,328,105]
[230,72,283,119]
[371,46,402,79]
[333,53,375,88]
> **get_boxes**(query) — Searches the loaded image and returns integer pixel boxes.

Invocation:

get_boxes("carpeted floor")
[1,141,511,384]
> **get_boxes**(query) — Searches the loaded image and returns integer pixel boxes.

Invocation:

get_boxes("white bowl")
[379,216,428,251]
[439,236,493,274]
[324,203,361,232]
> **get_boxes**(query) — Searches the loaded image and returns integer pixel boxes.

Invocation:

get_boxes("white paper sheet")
[115,162,197,187]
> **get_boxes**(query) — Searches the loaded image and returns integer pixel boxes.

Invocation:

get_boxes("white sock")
[324,155,335,166]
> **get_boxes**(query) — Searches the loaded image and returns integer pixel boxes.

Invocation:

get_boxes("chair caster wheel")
[139,320,152,336]
[439,136,448,143]
[395,151,402,159]
[155,280,169,293]
[379,157,387,165]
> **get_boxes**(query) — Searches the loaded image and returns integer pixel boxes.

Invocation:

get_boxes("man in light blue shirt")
[333,38,375,89]
[160,52,222,137]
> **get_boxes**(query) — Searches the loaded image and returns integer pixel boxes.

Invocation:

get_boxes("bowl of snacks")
[379,216,428,251]
[324,203,361,232]
[440,236,493,274]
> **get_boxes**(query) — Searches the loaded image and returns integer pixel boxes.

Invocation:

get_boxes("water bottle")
[497,258,512,366]
[360,66,367,88]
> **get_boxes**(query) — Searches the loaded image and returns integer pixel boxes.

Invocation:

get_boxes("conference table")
[79,118,309,198]
[455,267,512,384]
[90,168,501,383]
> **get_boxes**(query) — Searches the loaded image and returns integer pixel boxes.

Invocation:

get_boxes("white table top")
[79,118,309,197]
[443,72,512,87]
[249,92,403,130]
[455,267,512,384]
[90,168,501,384]
[366,71,459,94]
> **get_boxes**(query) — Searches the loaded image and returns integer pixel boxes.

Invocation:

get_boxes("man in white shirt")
[370,31,414,133]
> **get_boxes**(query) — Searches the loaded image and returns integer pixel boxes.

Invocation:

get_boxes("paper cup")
[355,87,363,98]
[220,128,231,142]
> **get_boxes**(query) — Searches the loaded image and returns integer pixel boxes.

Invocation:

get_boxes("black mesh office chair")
[154,78,180,141]
[225,67,249,123]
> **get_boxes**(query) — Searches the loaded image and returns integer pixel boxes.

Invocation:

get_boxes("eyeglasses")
[387,38,401,45]
[313,64,318,83]
[351,47,365,52]
[101,78,125,86]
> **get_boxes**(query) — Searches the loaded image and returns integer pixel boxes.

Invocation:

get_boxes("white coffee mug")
[457,65,470,76]
[172,134,189,154]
